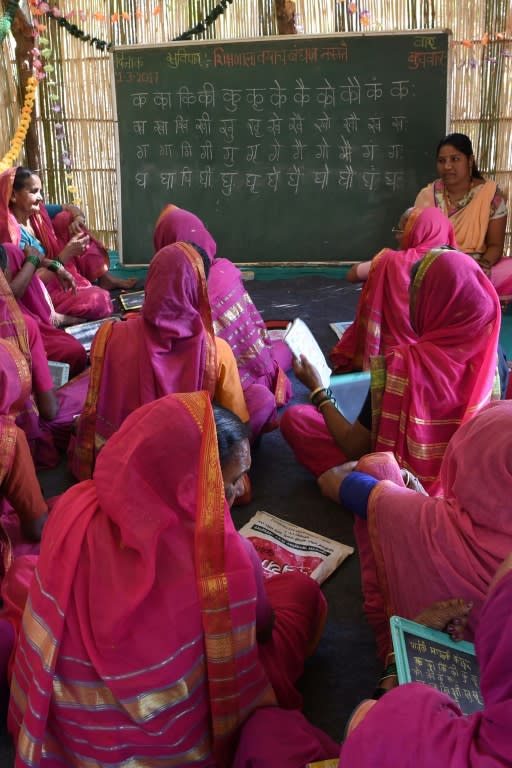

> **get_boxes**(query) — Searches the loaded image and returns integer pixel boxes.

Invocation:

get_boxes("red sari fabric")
[3,242,87,377]
[72,242,220,479]
[330,207,457,372]
[154,204,292,436]
[0,167,112,320]
[281,248,500,493]
[9,393,323,766]
[340,565,512,768]
[355,401,512,659]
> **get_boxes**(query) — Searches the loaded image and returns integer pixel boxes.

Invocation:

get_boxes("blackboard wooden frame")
[112,30,451,267]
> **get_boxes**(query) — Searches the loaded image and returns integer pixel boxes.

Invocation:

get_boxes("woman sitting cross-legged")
[154,203,293,438]
[281,247,500,495]
[317,401,512,662]
[234,560,510,768]
[71,241,250,480]
[9,393,327,767]
[415,132,512,299]
[338,552,512,768]
[0,166,119,321]
[330,206,456,373]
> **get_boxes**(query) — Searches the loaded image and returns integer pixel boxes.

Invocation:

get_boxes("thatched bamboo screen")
[1,0,511,255]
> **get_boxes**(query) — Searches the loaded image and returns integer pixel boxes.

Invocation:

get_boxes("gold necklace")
[444,179,473,209]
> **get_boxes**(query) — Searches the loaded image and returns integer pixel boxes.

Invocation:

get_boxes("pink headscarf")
[372,246,500,494]
[0,169,24,246]
[154,204,287,391]
[340,564,512,767]
[73,242,217,478]
[10,392,275,766]
[330,207,457,372]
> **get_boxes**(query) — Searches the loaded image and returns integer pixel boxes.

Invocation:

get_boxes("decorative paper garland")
[0,0,20,44]
[39,0,235,49]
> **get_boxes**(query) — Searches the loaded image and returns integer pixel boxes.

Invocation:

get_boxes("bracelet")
[379,662,397,681]
[312,387,333,406]
[47,260,63,273]
[317,397,336,411]
[24,254,40,269]
[310,386,327,402]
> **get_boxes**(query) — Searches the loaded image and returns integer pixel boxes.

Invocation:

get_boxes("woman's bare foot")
[415,598,473,641]
[98,272,138,291]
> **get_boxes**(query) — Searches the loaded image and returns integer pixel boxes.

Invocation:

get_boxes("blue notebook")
[390,615,483,716]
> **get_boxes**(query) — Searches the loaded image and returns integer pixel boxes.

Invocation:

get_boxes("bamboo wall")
[1,0,511,254]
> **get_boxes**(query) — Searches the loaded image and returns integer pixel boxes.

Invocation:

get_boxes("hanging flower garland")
[0,0,20,44]
[37,0,235,48]
[0,76,38,172]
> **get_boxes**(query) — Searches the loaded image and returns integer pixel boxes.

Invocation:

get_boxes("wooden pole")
[11,5,41,171]
[275,0,297,35]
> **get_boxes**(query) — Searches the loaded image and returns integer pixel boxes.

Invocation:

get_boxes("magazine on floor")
[239,511,354,584]
[283,318,332,389]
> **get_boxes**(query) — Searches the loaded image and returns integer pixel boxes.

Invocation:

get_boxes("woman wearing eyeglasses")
[330,207,457,374]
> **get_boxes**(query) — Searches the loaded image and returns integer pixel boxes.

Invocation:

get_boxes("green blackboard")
[112,31,449,265]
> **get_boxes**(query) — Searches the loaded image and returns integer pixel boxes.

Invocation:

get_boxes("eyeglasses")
[391,227,404,234]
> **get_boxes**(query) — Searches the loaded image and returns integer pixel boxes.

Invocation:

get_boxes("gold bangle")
[318,398,335,410]
[310,386,326,401]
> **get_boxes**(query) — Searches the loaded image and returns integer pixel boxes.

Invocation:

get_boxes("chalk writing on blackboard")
[113,32,449,266]
[391,616,483,717]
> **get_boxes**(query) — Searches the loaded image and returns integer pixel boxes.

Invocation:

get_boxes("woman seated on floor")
[234,558,509,768]
[330,207,456,373]
[2,243,87,376]
[415,132,512,299]
[318,401,512,657]
[0,253,89,468]
[0,166,130,321]
[0,336,48,712]
[9,393,327,766]
[338,552,512,768]
[71,241,249,480]
[153,203,293,437]
[281,247,500,495]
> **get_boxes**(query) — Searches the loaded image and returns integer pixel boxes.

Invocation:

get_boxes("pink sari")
[330,207,457,372]
[72,242,219,479]
[9,392,323,766]
[0,167,112,320]
[340,564,512,768]
[0,245,88,467]
[3,242,87,377]
[355,401,512,659]
[154,204,292,436]
[281,248,500,493]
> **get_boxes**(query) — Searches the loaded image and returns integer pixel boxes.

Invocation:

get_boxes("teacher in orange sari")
[71,241,249,479]
[415,133,512,298]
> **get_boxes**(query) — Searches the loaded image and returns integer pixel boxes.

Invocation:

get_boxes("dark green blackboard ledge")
[109,252,351,281]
